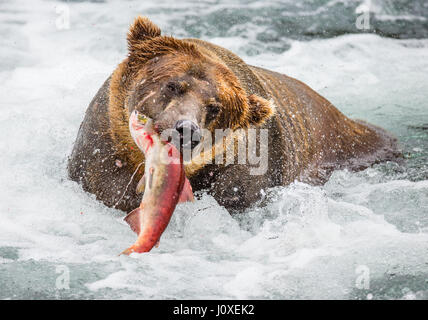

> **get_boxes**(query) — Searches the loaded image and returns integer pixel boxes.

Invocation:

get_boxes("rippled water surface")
[0,0,427,299]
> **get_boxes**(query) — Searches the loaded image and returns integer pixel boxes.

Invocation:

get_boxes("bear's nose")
[174,119,201,151]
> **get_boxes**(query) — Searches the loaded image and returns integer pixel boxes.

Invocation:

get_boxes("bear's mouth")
[156,120,202,156]
[174,119,201,151]
[173,130,202,157]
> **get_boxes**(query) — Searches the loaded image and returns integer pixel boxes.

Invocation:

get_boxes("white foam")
[0,0,427,299]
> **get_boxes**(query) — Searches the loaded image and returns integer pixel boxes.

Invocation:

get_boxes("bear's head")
[109,17,274,174]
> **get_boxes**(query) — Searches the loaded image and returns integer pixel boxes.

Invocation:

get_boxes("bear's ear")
[127,16,161,48]
[247,94,274,126]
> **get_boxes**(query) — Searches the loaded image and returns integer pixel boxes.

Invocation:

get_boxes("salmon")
[121,110,193,255]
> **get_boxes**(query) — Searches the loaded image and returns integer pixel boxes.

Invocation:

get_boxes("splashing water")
[0,0,427,299]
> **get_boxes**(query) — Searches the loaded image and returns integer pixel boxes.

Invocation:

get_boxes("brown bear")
[68,16,400,213]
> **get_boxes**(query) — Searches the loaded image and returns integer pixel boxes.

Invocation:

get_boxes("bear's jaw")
[183,127,251,177]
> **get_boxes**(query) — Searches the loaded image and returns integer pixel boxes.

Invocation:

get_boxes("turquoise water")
[0,0,427,299]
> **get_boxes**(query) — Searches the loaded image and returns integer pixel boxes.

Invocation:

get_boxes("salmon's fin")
[178,177,194,203]
[124,206,144,234]
[136,175,145,194]
[155,240,160,248]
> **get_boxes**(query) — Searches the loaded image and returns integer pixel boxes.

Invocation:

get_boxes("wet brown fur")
[68,16,400,212]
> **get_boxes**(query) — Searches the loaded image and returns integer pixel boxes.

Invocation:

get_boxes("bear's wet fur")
[68,16,401,213]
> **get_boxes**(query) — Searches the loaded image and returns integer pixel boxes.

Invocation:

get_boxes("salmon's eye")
[137,114,148,124]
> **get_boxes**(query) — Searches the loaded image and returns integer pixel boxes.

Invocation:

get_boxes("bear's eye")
[165,81,187,95]
[166,82,179,93]
[205,103,221,123]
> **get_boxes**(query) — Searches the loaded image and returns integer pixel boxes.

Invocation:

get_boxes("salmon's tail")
[120,246,137,256]
[120,207,144,256]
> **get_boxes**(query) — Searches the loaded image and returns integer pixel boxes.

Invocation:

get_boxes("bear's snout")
[174,119,201,152]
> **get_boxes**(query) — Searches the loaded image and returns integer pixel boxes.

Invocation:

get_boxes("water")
[0,0,427,299]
